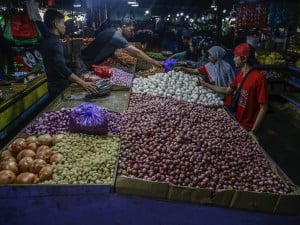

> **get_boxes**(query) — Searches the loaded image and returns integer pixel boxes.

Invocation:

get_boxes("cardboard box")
[115,176,169,199]
[273,194,300,215]
[168,185,213,204]
[230,190,279,213]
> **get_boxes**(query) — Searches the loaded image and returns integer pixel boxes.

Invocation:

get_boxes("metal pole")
[71,5,74,67]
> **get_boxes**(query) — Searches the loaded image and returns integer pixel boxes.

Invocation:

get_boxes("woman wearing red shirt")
[198,43,268,140]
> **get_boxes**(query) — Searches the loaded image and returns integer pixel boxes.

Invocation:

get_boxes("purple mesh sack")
[69,103,108,135]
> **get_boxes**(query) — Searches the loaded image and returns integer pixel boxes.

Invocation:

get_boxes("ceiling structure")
[54,0,237,15]
[137,0,235,15]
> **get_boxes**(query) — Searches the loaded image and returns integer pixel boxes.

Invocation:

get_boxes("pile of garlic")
[132,71,223,107]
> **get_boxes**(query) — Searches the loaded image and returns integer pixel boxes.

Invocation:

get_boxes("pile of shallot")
[118,94,293,194]
[110,68,134,88]
[24,108,71,135]
[24,108,124,136]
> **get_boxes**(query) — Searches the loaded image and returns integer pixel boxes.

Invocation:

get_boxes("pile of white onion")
[131,71,223,107]
[118,94,292,194]
[0,134,64,184]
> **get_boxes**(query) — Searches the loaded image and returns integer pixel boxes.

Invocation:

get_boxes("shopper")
[169,35,216,68]
[41,9,97,99]
[198,43,268,140]
[78,16,162,74]
[175,46,235,99]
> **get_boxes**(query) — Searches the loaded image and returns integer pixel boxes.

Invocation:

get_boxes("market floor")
[0,186,299,225]
[257,98,300,186]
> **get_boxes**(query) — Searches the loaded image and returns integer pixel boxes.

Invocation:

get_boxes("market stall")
[0,74,48,140]
[1,56,299,215]
[0,0,300,223]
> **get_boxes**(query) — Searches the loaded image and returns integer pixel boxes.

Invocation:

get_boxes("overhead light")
[131,4,139,7]
[145,10,149,14]
[73,0,81,8]
[168,15,171,17]
[180,12,184,16]
[211,0,216,8]
[128,1,136,4]
[186,15,189,18]
[176,14,179,17]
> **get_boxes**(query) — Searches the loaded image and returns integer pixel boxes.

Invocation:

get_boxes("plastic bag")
[92,65,112,78]
[163,59,177,72]
[69,103,108,135]
[3,20,41,45]
[11,9,38,39]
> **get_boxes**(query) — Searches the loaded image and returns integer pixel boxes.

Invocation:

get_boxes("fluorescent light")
[131,4,139,7]
[128,1,136,4]
[73,0,81,8]
[211,0,216,8]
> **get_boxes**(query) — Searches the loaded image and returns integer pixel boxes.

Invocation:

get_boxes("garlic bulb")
[132,71,223,107]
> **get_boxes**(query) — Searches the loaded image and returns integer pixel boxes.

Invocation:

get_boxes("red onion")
[107,112,124,135]
[24,108,71,135]
[117,93,293,194]
[110,68,134,88]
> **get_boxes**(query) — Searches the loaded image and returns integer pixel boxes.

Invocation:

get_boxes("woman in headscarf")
[175,45,235,99]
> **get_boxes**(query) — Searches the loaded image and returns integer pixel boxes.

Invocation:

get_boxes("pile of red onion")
[107,112,124,135]
[118,93,293,194]
[24,108,123,136]
[110,68,134,88]
[24,108,71,136]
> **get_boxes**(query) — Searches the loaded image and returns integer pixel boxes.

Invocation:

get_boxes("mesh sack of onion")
[69,103,108,135]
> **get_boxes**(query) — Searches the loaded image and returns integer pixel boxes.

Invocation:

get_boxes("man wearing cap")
[198,43,268,141]
[77,16,162,74]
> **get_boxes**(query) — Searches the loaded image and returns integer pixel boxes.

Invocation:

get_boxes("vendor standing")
[41,9,97,99]
[77,16,162,74]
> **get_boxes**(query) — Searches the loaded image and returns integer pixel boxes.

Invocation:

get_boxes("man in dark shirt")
[41,9,97,99]
[78,16,162,73]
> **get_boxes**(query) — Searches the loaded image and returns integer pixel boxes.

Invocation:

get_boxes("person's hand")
[154,60,163,67]
[175,61,187,67]
[197,76,206,86]
[174,66,183,72]
[82,81,98,94]
[249,130,259,142]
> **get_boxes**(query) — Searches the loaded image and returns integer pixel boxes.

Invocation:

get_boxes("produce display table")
[0,74,48,140]
[1,61,300,219]
[45,84,130,113]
